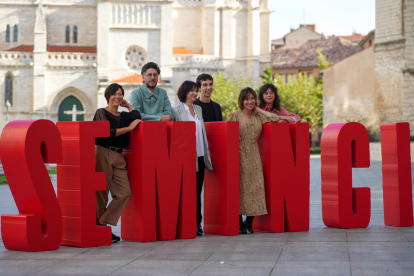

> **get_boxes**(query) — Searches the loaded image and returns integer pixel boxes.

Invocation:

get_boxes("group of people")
[93,62,301,242]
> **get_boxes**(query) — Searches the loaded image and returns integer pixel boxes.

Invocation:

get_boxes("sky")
[269,0,376,39]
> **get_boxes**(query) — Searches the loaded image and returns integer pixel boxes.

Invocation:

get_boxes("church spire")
[34,3,47,33]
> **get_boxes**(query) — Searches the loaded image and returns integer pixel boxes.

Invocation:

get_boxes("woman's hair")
[238,87,258,110]
[177,81,199,103]
[258,83,281,110]
[104,83,124,104]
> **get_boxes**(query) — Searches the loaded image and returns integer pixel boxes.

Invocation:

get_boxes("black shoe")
[197,225,203,236]
[245,216,254,234]
[112,233,120,243]
[239,215,247,234]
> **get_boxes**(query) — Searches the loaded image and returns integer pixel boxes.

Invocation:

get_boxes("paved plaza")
[0,157,414,275]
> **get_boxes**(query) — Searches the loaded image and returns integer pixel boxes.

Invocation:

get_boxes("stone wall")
[0,67,34,130]
[46,5,97,47]
[107,28,161,81]
[173,8,202,54]
[0,5,36,50]
[375,0,414,134]
[323,47,376,129]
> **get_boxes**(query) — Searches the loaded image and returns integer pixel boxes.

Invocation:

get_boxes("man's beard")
[144,81,157,90]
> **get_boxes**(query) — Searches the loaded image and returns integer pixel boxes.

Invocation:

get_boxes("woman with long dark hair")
[258,83,300,123]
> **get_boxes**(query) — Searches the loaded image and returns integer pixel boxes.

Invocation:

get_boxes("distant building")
[323,1,414,136]
[328,32,366,44]
[0,0,271,131]
[271,37,361,82]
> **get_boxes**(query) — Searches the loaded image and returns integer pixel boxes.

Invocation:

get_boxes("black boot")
[245,216,254,234]
[239,215,247,234]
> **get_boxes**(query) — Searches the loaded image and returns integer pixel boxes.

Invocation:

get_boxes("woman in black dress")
[93,83,141,242]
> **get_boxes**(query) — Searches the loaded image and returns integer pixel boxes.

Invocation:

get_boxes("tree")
[211,71,248,120]
[316,48,333,70]
[260,67,273,85]
[275,73,323,133]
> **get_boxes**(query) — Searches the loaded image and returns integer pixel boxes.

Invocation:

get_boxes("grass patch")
[0,175,8,184]
[0,166,57,185]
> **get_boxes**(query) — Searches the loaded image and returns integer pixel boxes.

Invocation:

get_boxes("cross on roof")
[64,104,85,121]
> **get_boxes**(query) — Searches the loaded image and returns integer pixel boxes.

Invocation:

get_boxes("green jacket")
[129,84,175,121]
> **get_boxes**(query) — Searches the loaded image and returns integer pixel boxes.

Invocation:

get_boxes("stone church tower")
[375,0,414,131]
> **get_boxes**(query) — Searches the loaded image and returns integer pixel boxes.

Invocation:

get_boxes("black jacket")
[194,98,223,122]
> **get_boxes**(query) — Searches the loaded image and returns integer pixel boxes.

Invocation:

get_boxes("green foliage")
[210,68,323,133]
[211,71,248,120]
[275,73,323,132]
[317,48,333,70]
[260,67,274,85]
[0,175,8,185]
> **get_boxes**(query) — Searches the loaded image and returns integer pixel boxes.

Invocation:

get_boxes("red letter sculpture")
[204,122,239,235]
[57,122,112,247]
[254,123,310,232]
[0,120,63,251]
[381,123,413,227]
[321,122,371,228]
[121,121,196,242]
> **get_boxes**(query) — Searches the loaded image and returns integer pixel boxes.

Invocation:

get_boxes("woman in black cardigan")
[93,83,141,243]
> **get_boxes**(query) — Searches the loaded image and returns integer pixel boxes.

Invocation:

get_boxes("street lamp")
[5,100,11,124]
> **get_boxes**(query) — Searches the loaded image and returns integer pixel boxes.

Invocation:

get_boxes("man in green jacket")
[130,62,175,121]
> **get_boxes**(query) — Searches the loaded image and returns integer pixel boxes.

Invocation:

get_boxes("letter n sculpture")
[255,122,310,232]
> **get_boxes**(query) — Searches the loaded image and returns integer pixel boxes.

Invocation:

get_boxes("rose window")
[125,46,146,70]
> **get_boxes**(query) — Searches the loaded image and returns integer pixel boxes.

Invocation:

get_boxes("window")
[124,45,147,70]
[73,26,77,43]
[13,25,18,42]
[5,73,13,106]
[5,25,10,42]
[65,26,70,43]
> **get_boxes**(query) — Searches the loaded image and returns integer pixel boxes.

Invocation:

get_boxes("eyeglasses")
[146,73,158,78]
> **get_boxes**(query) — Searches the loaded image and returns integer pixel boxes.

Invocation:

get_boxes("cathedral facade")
[0,0,271,129]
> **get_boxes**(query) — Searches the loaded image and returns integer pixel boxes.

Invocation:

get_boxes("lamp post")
[5,100,11,124]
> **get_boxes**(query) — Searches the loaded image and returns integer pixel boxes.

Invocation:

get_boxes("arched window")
[5,73,13,106]
[65,26,70,43]
[73,26,78,43]
[5,25,10,42]
[13,25,18,42]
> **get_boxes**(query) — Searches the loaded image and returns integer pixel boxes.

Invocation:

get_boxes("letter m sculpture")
[121,121,197,242]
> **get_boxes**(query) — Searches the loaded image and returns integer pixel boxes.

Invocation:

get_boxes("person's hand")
[160,115,172,121]
[252,106,261,114]
[129,119,141,130]
[280,116,294,123]
[120,99,130,108]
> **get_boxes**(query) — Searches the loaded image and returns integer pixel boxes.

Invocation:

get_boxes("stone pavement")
[0,157,414,276]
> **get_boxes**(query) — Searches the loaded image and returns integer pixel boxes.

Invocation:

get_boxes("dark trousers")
[197,156,205,226]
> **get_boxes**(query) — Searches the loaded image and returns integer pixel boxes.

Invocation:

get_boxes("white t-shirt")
[184,104,204,157]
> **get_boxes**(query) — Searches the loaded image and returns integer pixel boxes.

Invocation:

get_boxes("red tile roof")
[173,47,199,55]
[108,74,165,84]
[328,34,366,41]
[7,45,97,53]
[271,37,362,68]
